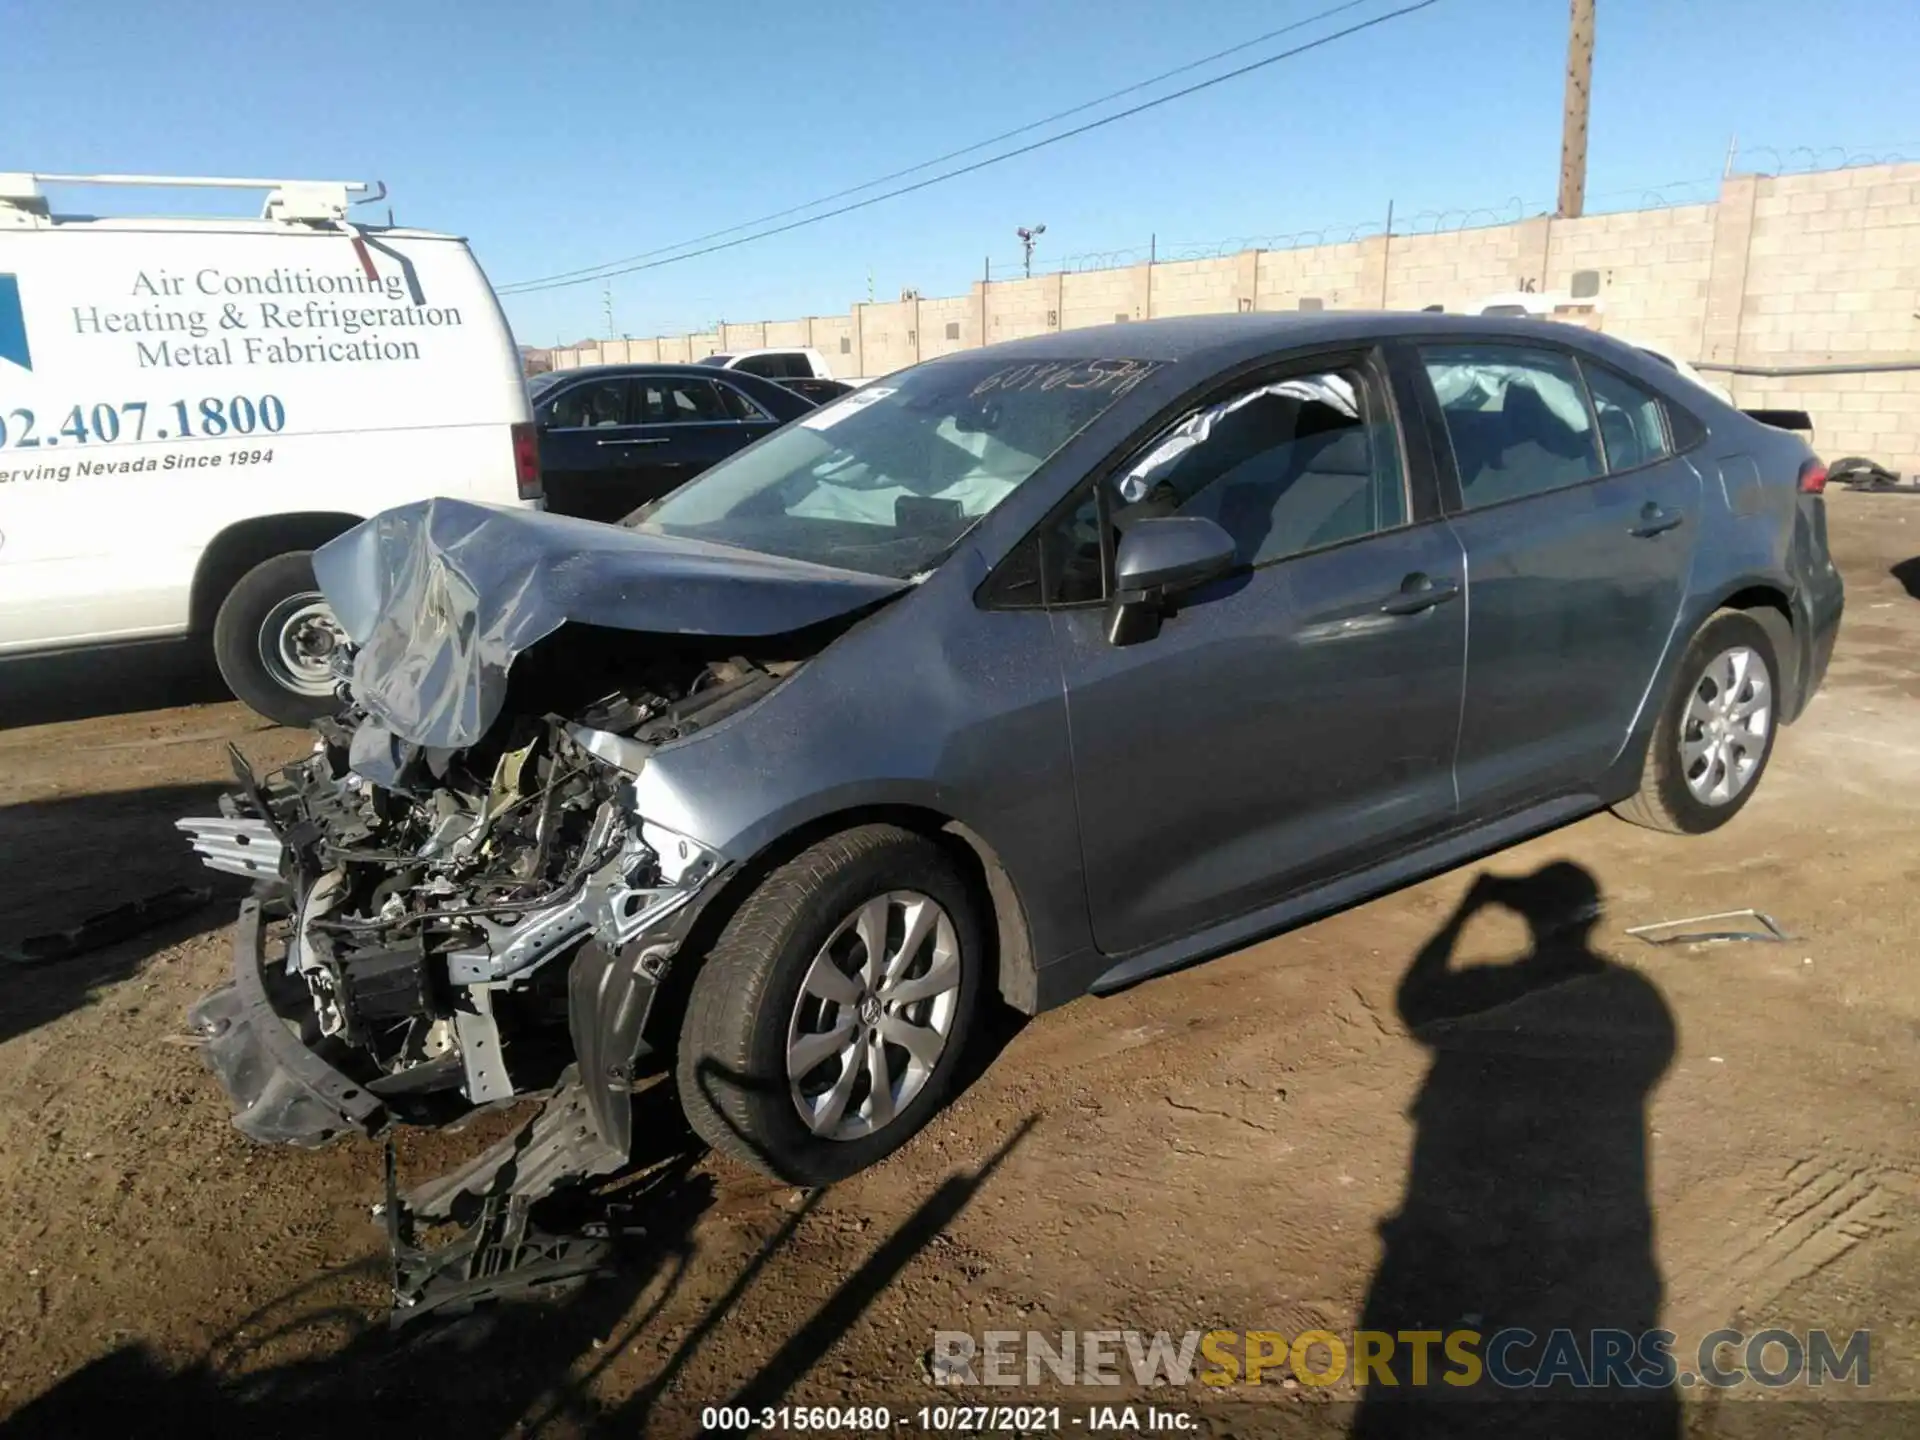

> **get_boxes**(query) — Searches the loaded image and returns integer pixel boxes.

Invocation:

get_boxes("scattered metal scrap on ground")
[1624,909,1790,948]
[1830,456,1918,493]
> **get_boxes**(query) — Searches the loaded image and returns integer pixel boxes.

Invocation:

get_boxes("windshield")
[626,356,1160,578]
[697,353,732,367]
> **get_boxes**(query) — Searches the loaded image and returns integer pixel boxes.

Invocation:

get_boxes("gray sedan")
[183,313,1843,1194]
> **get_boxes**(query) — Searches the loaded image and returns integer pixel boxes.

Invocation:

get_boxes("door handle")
[1630,502,1685,537]
[1379,574,1461,616]
[596,437,668,447]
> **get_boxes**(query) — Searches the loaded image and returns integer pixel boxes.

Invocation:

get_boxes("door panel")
[535,377,639,521]
[1057,524,1467,956]
[1419,344,1704,811]
[625,421,769,509]
[1449,466,1701,807]
[1046,353,1464,958]
[619,377,774,512]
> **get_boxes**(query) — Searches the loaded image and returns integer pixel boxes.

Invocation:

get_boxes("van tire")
[212,552,345,728]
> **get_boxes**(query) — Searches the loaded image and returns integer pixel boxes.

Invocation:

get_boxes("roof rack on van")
[0,172,387,227]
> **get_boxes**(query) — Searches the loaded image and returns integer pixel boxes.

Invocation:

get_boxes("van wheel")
[1613,610,1780,834]
[212,552,347,728]
[677,825,983,1185]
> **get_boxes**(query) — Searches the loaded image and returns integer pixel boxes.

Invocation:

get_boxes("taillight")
[511,421,543,501]
[1798,458,1828,495]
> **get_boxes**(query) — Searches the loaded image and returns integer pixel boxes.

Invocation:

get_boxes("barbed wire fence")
[1737,144,1917,177]
[549,145,1919,353]
[979,146,1915,281]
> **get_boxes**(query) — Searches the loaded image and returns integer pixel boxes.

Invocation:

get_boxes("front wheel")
[1613,610,1781,834]
[211,551,347,728]
[676,825,984,1185]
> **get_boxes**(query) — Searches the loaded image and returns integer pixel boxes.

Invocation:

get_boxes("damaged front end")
[179,665,772,1320]
[177,499,905,1314]
[178,663,774,1161]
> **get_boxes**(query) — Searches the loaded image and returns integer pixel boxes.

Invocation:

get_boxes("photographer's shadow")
[1353,861,1678,1439]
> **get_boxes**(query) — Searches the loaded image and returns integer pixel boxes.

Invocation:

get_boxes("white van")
[0,173,538,725]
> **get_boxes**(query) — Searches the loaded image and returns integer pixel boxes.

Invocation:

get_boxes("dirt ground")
[1,492,1917,1438]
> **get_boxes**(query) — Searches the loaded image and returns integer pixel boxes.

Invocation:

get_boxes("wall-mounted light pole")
[1016,224,1047,279]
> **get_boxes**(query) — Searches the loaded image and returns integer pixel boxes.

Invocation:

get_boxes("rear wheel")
[212,551,346,728]
[676,825,983,1185]
[1613,610,1780,834]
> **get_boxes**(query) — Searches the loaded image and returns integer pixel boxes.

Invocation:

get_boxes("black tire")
[1613,610,1781,834]
[676,824,984,1185]
[211,551,344,728]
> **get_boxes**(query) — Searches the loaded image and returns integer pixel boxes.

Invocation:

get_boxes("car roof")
[924,310,1654,371]
[544,362,748,382]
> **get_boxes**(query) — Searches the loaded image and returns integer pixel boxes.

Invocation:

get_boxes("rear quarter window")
[1580,362,1673,473]
[1665,396,1708,452]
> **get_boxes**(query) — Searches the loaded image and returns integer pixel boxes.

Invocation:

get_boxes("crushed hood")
[313,497,907,750]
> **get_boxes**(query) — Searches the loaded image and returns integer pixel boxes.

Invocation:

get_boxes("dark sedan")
[526,363,815,521]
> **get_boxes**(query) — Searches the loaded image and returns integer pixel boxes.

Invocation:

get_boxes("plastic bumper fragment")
[187,898,387,1148]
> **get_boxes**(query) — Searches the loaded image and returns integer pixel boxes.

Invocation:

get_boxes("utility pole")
[602,280,616,340]
[1557,0,1594,219]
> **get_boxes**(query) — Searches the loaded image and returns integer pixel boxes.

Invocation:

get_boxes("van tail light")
[511,421,543,501]
[1797,458,1828,495]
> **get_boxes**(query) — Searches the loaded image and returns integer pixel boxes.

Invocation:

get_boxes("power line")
[499,0,1440,297]
[500,0,1381,292]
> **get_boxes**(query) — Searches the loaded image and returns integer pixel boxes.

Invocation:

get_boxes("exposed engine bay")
[180,647,787,1145]
[178,645,795,1318]
[175,496,908,1317]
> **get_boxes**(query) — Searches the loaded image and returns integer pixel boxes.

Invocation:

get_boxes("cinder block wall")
[856,299,917,378]
[984,276,1061,343]
[918,295,976,358]
[545,163,1919,468]
[1730,164,1920,464]
[1061,264,1149,329]
[1256,240,1380,312]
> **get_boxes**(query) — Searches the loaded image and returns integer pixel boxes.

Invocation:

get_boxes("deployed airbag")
[313,498,906,749]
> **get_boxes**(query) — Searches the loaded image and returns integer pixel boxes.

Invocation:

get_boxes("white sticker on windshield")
[800,386,896,430]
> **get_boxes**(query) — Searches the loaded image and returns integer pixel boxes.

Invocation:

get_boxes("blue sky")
[8,0,1918,347]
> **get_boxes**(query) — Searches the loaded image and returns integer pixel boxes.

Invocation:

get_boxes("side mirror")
[1106,514,1236,646]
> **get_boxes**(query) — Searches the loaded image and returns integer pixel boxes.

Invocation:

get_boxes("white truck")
[696,346,838,382]
[0,172,538,725]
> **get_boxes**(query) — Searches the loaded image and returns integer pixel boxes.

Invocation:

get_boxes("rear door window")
[1581,362,1672,473]
[542,378,630,429]
[1420,344,1604,509]
[636,377,732,423]
[714,381,771,422]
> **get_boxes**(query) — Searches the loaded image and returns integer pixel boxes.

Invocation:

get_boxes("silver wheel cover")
[1680,644,1772,806]
[786,890,962,1142]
